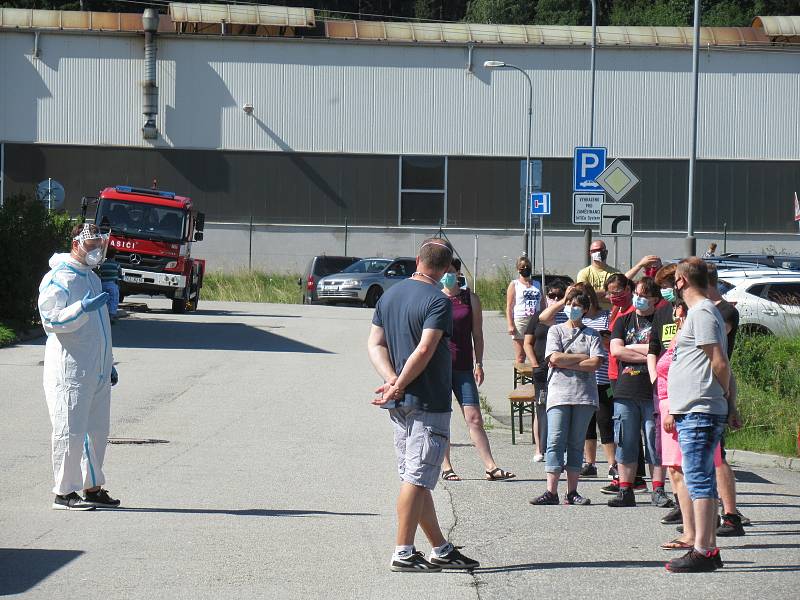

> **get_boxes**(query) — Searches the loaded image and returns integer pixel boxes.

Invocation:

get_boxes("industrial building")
[1,5,799,275]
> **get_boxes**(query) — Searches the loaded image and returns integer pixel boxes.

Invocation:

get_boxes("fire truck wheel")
[171,297,188,313]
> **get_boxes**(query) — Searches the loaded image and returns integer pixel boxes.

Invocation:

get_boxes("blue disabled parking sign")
[531,192,551,215]
[574,147,607,192]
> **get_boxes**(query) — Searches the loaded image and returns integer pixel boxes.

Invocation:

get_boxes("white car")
[719,271,800,336]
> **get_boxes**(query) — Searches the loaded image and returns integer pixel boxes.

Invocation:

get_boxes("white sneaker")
[533,453,545,463]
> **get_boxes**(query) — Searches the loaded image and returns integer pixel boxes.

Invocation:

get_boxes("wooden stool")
[513,362,533,389]
[508,384,536,445]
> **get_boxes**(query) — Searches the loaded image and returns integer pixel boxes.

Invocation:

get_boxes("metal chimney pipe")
[142,8,159,139]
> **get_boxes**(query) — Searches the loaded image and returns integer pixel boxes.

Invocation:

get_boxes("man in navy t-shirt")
[368,238,479,573]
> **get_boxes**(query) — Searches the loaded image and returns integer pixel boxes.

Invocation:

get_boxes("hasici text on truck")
[85,186,206,313]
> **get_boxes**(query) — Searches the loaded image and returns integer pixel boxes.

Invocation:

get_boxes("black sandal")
[441,469,461,481]
[486,468,516,481]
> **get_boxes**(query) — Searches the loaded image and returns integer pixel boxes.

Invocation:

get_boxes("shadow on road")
[477,560,756,573]
[0,548,83,596]
[147,308,302,318]
[733,470,774,485]
[105,507,377,517]
[111,320,332,353]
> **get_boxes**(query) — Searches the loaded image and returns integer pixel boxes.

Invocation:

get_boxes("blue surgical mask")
[632,294,651,311]
[660,288,676,303]
[564,306,584,322]
[440,273,457,289]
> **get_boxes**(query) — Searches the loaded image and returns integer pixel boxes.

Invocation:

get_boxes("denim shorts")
[389,406,451,490]
[676,412,727,500]
[452,370,480,407]
[613,397,660,467]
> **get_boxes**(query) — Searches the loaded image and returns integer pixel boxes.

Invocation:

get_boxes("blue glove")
[81,290,110,312]
[111,366,118,386]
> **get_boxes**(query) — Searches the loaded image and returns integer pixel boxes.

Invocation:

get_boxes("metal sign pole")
[540,216,546,291]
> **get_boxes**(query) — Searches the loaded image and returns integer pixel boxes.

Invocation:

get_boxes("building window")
[399,156,446,226]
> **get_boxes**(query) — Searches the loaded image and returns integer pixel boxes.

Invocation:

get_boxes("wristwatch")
[475,363,483,368]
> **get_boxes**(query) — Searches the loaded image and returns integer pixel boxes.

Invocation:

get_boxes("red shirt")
[608,304,635,381]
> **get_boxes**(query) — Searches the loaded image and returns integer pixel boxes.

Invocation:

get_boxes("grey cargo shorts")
[389,406,451,490]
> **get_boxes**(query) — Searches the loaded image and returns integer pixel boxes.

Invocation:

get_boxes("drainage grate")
[108,437,169,445]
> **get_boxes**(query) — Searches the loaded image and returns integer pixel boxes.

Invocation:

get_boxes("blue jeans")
[545,405,596,474]
[452,370,480,407]
[613,397,660,467]
[676,412,727,500]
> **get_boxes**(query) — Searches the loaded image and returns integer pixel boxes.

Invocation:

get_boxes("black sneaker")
[564,490,591,505]
[738,510,752,527]
[607,486,636,507]
[652,487,675,508]
[633,477,649,493]
[665,548,721,573]
[53,492,96,511]
[529,490,559,505]
[661,506,683,525]
[717,512,745,537]
[600,478,620,495]
[390,551,442,573]
[83,488,121,508]
[580,463,598,477]
[608,464,618,480]
[429,546,480,570]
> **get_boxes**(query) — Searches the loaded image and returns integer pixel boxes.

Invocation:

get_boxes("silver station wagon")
[316,257,418,307]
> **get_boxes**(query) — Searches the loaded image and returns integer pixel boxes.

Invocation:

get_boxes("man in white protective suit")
[38,223,121,510]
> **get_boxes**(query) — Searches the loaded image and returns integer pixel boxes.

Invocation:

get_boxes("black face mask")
[519,267,532,278]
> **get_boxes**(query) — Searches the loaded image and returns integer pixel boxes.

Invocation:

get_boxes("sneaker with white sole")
[53,492,96,511]
[429,546,480,570]
[390,551,442,573]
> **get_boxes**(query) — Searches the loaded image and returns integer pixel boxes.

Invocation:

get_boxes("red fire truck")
[90,186,206,313]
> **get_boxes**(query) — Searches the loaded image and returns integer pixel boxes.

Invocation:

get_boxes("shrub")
[0,195,75,327]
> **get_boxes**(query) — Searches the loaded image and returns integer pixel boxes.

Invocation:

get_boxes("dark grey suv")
[299,255,361,304]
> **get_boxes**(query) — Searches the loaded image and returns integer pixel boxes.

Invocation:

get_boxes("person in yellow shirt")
[577,241,660,310]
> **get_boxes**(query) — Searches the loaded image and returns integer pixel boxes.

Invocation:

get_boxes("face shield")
[73,224,110,266]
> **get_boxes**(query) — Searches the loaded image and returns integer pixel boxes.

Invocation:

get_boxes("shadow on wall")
[251,116,347,210]
[0,548,84,596]
[3,38,51,146]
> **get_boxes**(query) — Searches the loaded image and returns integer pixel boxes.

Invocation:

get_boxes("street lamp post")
[686,0,701,257]
[585,0,598,267]
[484,60,541,289]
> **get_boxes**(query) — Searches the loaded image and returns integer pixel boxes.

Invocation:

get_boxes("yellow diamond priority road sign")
[595,159,640,202]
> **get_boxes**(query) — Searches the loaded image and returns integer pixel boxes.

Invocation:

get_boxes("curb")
[726,448,800,473]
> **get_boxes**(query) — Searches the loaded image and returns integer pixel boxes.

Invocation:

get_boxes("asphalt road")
[1,300,799,599]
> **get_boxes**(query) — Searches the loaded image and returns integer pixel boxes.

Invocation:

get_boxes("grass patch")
[0,322,17,347]
[727,334,800,457]
[480,394,494,430]
[202,271,301,304]
[474,264,516,313]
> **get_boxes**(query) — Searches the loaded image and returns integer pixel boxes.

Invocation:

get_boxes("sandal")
[485,468,516,481]
[441,469,461,481]
[661,539,693,550]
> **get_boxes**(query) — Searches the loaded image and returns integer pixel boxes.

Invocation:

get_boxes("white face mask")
[84,248,104,266]
[590,251,604,262]
[564,305,584,322]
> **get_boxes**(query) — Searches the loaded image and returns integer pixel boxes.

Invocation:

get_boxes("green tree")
[464,0,535,24]
[535,0,590,25]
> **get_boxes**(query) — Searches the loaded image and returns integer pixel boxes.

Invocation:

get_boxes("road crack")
[441,482,483,600]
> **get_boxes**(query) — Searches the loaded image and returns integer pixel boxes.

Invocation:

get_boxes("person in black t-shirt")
[608,277,668,508]
[706,263,747,536]
[523,280,567,462]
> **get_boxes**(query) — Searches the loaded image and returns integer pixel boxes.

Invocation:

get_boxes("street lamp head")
[483,60,506,68]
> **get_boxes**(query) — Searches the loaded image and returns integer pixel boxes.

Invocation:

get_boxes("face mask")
[519,267,532,278]
[590,251,604,262]
[84,248,104,266]
[609,292,630,307]
[661,287,676,303]
[564,306,584,322]
[632,294,651,311]
[674,279,685,300]
[440,273,457,289]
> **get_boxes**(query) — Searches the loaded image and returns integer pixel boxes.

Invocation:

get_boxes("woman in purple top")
[440,258,515,482]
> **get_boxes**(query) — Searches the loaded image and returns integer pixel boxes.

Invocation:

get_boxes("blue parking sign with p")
[574,147,607,192]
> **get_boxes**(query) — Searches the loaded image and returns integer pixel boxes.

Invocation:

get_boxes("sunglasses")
[547,293,563,300]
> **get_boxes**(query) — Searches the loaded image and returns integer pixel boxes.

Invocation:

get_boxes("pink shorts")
[658,399,723,468]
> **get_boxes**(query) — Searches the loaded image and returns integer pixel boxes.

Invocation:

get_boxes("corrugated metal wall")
[1,30,798,160]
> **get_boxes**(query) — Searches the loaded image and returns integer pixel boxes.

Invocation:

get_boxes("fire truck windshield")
[96,199,186,242]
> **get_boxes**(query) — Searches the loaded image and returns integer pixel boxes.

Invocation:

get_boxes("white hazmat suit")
[38,253,114,495]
